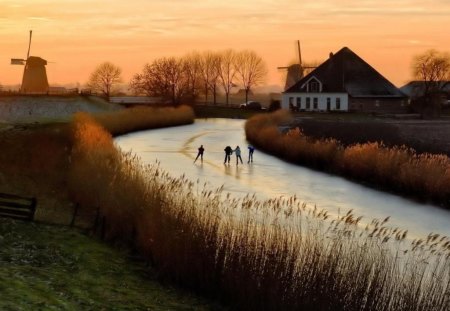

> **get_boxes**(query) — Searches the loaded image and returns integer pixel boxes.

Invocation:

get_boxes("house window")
[326,98,331,111]
[296,97,301,109]
[309,81,320,92]
[336,98,341,110]
[313,98,318,109]
[306,97,311,109]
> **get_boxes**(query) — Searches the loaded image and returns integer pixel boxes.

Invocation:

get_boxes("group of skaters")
[194,144,255,165]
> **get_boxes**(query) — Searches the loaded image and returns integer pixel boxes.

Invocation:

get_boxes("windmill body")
[21,56,49,93]
[11,31,49,94]
[278,41,316,91]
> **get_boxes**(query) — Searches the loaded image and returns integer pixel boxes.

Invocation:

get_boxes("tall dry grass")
[93,105,195,136]
[245,110,450,207]
[68,110,450,310]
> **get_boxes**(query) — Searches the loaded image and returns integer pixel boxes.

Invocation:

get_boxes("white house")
[282,47,406,113]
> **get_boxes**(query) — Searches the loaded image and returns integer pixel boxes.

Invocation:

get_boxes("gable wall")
[282,93,349,111]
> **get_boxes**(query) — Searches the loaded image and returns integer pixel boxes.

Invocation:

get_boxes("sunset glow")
[1,0,449,89]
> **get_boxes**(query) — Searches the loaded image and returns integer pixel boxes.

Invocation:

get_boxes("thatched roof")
[285,47,405,98]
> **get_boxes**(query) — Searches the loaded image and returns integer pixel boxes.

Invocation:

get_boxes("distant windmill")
[278,40,316,90]
[11,30,49,94]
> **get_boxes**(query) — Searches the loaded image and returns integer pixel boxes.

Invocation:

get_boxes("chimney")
[329,52,334,58]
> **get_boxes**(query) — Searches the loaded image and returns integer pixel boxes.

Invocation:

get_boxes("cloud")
[28,16,52,21]
[330,7,450,16]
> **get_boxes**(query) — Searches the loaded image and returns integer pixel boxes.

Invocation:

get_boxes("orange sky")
[1,0,449,90]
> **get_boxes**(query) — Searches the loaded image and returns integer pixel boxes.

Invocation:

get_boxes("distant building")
[400,81,450,106]
[282,47,407,113]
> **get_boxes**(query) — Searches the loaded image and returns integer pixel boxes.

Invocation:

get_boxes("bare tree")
[218,49,238,106]
[412,50,450,117]
[183,52,203,102]
[235,50,268,104]
[87,62,122,98]
[413,49,450,95]
[130,57,188,104]
[200,51,221,104]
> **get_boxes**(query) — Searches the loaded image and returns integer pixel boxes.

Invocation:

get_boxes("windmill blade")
[297,40,302,67]
[11,58,26,65]
[27,30,32,59]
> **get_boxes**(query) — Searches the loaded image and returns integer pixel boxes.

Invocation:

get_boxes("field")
[292,116,450,156]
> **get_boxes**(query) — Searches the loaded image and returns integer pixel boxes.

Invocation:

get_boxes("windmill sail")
[11,30,49,93]
[11,58,26,65]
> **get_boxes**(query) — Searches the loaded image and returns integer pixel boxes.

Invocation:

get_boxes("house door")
[326,98,331,111]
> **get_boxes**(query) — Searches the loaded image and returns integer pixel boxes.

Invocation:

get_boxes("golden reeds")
[67,109,450,311]
[245,111,450,206]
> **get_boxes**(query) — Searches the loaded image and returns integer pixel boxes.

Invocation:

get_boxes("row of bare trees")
[88,50,267,104]
[129,50,267,105]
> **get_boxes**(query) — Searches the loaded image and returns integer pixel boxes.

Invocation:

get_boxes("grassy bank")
[245,110,450,208]
[0,218,223,310]
[68,110,450,310]
[0,106,228,309]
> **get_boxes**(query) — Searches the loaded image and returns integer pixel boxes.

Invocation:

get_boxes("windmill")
[11,30,49,94]
[278,40,316,90]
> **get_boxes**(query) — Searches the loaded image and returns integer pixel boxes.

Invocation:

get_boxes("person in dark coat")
[248,145,255,163]
[224,146,233,164]
[194,145,205,163]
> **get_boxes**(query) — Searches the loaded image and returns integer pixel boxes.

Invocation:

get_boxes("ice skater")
[234,145,243,165]
[247,145,255,163]
[224,146,232,164]
[194,145,204,163]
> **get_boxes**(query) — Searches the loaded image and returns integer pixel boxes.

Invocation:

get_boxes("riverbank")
[245,111,450,209]
[2,105,449,310]
[292,116,450,157]
[73,112,449,310]
[0,106,226,309]
[0,217,224,310]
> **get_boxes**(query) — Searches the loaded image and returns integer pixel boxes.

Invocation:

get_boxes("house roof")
[285,47,405,98]
[400,81,450,98]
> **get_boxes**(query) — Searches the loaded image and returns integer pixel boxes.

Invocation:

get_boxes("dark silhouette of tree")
[218,49,237,106]
[235,50,268,104]
[412,50,450,117]
[87,62,122,98]
[200,51,221,105]
[413,50,450,95]
[183,52,202,102]
[130,57,188,104]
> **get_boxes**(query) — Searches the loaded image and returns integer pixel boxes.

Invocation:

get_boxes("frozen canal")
[115,118,450,239]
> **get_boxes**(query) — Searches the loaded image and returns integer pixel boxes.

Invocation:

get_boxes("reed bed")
[67,111,449,311]
[245,110,450,207]
[92,105,195,136]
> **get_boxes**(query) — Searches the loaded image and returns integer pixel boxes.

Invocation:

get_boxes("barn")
[282,47,407,113]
